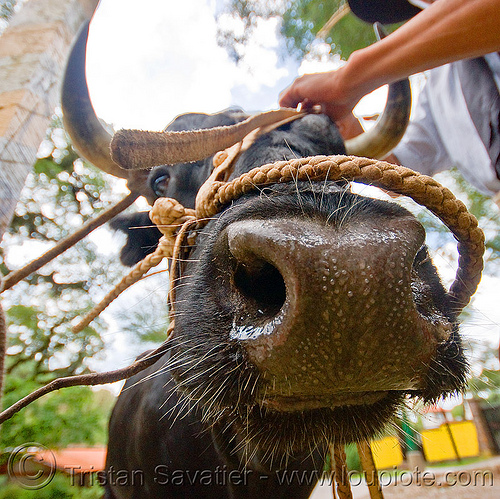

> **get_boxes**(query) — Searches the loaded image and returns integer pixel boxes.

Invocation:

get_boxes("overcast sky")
[86,0,296,130]
[85,0,388,130]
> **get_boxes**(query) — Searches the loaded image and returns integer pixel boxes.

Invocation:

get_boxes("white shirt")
[393,54,500,196]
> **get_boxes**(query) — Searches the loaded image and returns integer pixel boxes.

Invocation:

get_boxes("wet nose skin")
[226,215,450,405]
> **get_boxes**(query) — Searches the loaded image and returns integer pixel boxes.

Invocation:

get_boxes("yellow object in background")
[371,436,404,469]
[421,421,480,462]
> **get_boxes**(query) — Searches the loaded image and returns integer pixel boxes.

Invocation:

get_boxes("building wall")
[372,436,404,470]
[370,420,481,469]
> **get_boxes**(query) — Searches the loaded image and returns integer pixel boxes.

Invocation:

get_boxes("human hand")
[278,68,363,122]
[335,113,365,140]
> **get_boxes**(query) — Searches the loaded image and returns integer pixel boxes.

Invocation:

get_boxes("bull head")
[61,18,480,492]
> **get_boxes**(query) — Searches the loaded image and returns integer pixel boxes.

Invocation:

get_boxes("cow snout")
[224,215,450,411]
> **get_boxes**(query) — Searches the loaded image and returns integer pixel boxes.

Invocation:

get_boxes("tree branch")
[0,336,172,425]
[1,192,139,292]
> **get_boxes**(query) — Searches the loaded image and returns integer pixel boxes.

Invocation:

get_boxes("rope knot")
[150,197,196,238]
[213,150,229,168]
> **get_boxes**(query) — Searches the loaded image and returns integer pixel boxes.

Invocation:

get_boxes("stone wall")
[0,0,99,239]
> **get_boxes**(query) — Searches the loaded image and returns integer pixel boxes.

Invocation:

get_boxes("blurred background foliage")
[0,115,122,450]
[1,112,170,453]
[216,0,401,63]
[0,473,103,499]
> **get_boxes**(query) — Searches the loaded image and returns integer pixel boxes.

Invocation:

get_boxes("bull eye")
[233,259,286,319]
[152,173,170,198]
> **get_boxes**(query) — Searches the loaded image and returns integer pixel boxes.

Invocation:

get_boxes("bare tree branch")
[0,335,172,425]
[1,192,139,292]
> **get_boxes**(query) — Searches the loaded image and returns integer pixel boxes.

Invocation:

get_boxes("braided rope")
[329,445,339,499]
[0,152,484,430]
[65,153,484,404]
[72,198,196,334]
[357,441,384,499]
[149,197,196,239]
[332,444,353,499]
[167,219,197,312]
[196,155,484,311]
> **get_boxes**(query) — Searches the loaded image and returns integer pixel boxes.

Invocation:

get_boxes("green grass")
[0,473,103,499]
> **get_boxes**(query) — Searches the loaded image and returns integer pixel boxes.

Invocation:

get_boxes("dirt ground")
[310,456,500,499]
[356,481,500,499]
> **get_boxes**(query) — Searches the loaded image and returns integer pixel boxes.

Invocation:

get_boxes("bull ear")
[110,212,162,266]
[62,21,129,179]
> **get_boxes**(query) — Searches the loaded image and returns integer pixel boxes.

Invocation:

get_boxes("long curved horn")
[344,77,411,159]
[62,21,128,179]
[110,78,410,170]
[110,109,304,170]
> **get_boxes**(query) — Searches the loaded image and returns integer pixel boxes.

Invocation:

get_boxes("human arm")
[279,0,500,121]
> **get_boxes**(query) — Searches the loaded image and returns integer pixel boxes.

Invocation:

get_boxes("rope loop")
[75,154,484,331]
[68,153,485,359]
[194,155,484,311]
[332,444,353,499]
[0,149,485,450]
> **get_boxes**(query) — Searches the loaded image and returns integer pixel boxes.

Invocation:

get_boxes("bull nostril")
[233,258,286,319]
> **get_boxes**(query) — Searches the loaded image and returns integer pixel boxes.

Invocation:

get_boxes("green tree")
[466,337,500,403]
[281,0,378,59]
[0,473,103,499]
[216,0,394,63]
[1,116,119,383]
[444,170,500,261]
[399,167,500,276]
[0,115,125,448]
[217,0,282,63]
[114,283,170,346]
[423,170,500,405]
[0,379,115,449]
[468,368,500,403]
[1,113,173,450]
